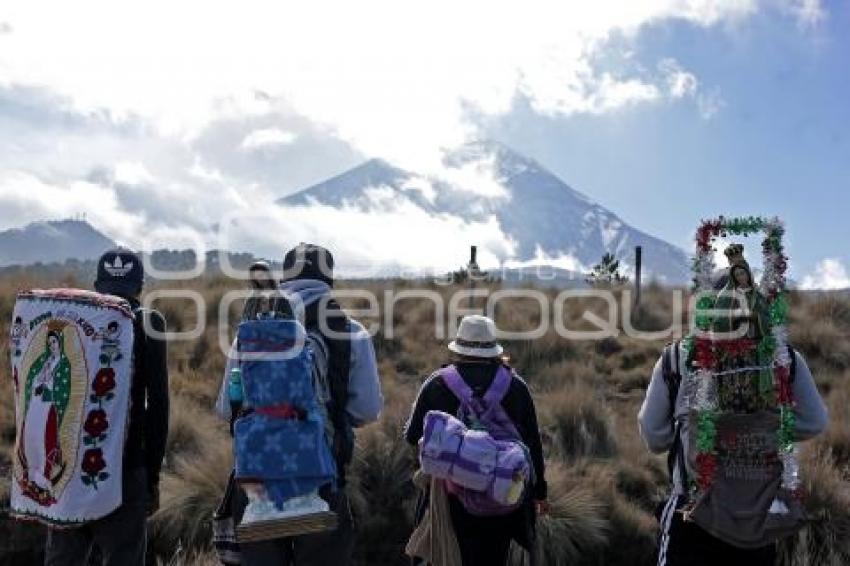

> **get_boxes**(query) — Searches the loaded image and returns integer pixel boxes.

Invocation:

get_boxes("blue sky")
[483,3,850,281]
[0,1,846,286]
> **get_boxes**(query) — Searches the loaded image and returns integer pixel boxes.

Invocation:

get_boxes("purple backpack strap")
[439,365,474,408]
[483,366,513,406]
[440,365,514,418]
[484,366,521,440]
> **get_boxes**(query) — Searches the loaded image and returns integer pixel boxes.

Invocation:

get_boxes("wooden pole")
[635,245,643,306]
[468,245,478,309]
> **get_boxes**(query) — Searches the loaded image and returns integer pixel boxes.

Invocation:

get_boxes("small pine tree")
[586,252,629,286]
[450,266,469,284]
[449,263,493,284]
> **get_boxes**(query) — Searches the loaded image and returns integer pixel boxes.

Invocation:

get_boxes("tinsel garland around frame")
[685,215,799,496]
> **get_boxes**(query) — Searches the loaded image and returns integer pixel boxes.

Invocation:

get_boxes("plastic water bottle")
[228,367,244,405]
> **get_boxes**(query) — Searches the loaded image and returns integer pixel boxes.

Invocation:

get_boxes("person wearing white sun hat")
[404,315,548,566]
[447,315,504,358]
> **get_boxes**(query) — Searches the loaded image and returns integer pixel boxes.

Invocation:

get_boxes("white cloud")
[240,128,297,151]
[801,258,850,290]
[399,176,437,205]
[188,156,226,183]
[659,58,699,98]
[218,201,518,276]
[0,158,522,276]
[503,246,587,273]
[114,161,156,185]
[438,156,511,199]
[0,161,276,251]
[697,88,726,119]
[1,0,760,169]
[0,171,141,245]
[790,0,826,28]
[589,74,661,111]
[658,57,725,119]
[0,0,816,274]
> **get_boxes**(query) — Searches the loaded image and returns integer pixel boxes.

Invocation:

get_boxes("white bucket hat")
[448,315,503,358]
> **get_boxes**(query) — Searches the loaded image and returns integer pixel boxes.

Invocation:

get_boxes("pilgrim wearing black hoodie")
[45,248,169,566]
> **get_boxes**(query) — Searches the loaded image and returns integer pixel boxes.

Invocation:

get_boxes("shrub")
[1,276,849,566]
[348,425,417,566]
[150,435,232,558]
[777,448,850,566]
[529,483,609,566]
[164,395,227,464]
[791,319,850,372]
[542,387,618,462]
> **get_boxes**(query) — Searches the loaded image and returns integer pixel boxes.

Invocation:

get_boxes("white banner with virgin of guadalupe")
[9,289,135,526]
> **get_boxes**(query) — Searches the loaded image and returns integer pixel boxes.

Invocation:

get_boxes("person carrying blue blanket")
[232,315,338,522]
[216,244,383,566]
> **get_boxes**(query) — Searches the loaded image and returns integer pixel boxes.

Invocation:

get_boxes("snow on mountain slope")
[279,140,690,282]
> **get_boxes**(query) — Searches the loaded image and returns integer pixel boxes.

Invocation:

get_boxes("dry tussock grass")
[777,447,850,566]
[151,436,232,554]
[0,275,848,565]
[541,386,618,463]
[348,424,417,566]
[531,482,609,565]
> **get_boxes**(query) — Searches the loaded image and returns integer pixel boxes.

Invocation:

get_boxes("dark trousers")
[656,496,777,566]
[45,467,148,566]
[447,496,516,566]
[234,485,356,566]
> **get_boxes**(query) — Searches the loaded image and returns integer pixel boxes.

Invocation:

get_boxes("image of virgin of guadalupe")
[18,322,73,494]
[713,244,770,342]
[712,244,773,412]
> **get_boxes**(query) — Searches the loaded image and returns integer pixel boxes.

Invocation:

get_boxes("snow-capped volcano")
[279,141,690,282]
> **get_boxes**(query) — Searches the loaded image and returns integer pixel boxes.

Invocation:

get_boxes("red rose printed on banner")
[81,448,109,488]
[92,368,116,398]
[83,409,109,439]
[82,362,118,490]
[82,449,106,475]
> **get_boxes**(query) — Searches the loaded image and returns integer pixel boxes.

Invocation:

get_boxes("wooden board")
[236,511,338,543]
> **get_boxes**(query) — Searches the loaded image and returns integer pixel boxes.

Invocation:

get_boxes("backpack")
[126,306,157,458]
[419,365,533,516]
[214,297,292,565]
[10,289,136,526]
[231,315,337,508]
[662,341,805,549]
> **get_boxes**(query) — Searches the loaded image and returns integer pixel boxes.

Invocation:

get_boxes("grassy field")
[1,272,849,565]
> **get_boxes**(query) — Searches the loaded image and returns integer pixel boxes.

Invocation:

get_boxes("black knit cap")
[282,243,334,287]
[95,248,144,298]
[248,260,276,290]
